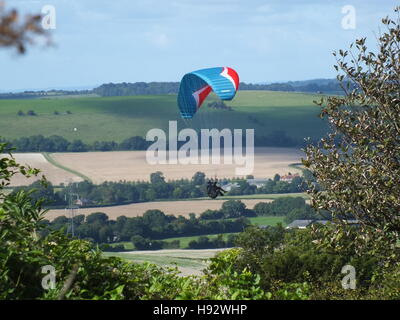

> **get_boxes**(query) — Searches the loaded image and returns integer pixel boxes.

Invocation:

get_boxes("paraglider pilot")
[206,178,226,199]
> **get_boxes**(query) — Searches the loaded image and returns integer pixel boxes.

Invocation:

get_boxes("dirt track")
[2,153,82,187]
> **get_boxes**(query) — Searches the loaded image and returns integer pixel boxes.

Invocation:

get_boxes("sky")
[0,0,398,91]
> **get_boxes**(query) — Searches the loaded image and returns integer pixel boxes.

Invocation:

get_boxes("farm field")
[105,216,286,274]
[0,91,327,143]
[50,147,304,183]
[111,216,285,250]
[45,198,274,221]
[161,216,286,248]
[3,147,303,187]
[103,249,226,276]
[0,153,82,186]
[111,233,239,250]
[249,215,286,226]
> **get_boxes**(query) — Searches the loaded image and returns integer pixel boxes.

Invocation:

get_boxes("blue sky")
[0,0,398,91]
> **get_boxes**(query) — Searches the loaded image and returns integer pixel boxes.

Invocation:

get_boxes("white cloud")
[76,9,112,23]
[144,26,171,48]
[151,33,169,47]
[256,4,271,13]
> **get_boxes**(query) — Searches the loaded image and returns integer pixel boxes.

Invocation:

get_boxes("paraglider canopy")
[177,67,239,119]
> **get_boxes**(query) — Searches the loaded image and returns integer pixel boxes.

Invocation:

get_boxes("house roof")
[286,220,314,228]
[246,179,269,184]
[286,219,359,229]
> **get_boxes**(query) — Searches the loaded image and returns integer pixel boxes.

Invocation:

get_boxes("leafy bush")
[203,248,270,300]
[234,225,382,297]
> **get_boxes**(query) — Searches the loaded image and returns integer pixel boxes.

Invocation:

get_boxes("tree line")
[186,234,237,249]
[84,79,346,96]
[14,171,312,208]
[0,79,345,100]
[2,129,310,151]
[42,208,250,247]
[40,197,326,250]
[2,135,150,152]
[200,197,327,224]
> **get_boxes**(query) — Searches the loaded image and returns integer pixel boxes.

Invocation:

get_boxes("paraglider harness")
[206,179,226,199]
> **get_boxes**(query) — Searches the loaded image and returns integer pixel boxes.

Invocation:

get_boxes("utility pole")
[65,180,80,237]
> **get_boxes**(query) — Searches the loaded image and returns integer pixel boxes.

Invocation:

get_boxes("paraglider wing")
[178,67,239,119]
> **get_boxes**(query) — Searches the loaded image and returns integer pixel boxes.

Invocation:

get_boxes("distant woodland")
[0,78,344,99]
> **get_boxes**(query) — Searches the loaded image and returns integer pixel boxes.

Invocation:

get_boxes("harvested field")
[45,199,273,221]
[1,153,83,187]
[51,147,304,183]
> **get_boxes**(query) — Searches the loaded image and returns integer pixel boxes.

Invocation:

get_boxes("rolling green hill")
[0,91,327,144]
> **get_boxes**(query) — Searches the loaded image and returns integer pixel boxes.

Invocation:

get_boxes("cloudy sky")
[0,0,398,91]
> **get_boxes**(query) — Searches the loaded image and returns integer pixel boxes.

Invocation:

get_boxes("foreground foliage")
[1,7,400,300]
[1,141,271,300]
[303,7,400,258]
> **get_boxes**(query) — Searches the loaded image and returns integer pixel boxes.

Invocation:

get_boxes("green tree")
[99,225,113,243]
[144,189,156,201]
[254,202,272,216]
[150,171,165,184]
[192,172,206,185]
[86,212,108,224]
[221,200,246,218]
[119,136,147,150]
[284,208,313,224]
[261,179,276,193]
[303,7,400,254]
[172,187,183,198]
[272,181,290,193]
[67,140,88,152]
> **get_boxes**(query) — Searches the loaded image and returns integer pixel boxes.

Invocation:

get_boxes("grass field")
[111,234,230,251]
[1,90,322,185]
[112,233,239,250]
[105,216,286,274]
[103,249,224,275]
[0,91,327,143]
[249,215,286,226]
[150,216,287,248]
[111,216,285,250]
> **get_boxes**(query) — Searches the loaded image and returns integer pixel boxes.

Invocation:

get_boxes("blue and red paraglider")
[177,67,239,119]
[176,67,240,199]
